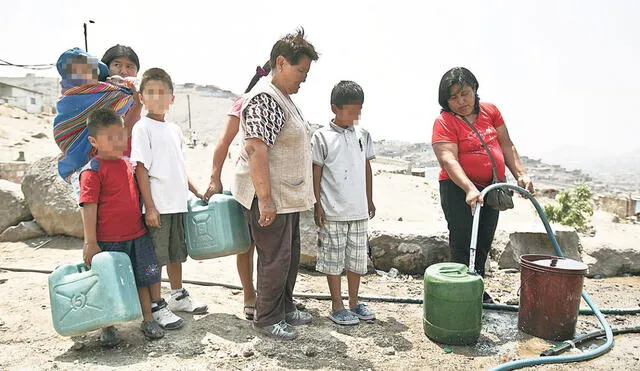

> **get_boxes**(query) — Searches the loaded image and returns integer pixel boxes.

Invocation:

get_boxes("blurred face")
[140,80,174,115]
[89,123,126,160]
[332,104,362,126]
[276,55,312,95]
[448,83,476,117]
[70,62,98,84]
[108,57,138,77]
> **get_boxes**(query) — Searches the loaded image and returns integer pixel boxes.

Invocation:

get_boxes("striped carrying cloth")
[53,47,133,181]
[53,82,133,181]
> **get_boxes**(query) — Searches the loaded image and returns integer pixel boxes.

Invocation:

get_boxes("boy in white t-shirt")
[130,68,208,329]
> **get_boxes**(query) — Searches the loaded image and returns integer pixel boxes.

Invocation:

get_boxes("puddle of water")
[455,310,556,358]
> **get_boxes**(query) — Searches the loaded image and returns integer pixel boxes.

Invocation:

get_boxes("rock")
[0,221,46,242]
[71,342,84,351]
[582,238,640,277]
[299,209,375,271]
[384,348,396,356]
[299,209,317,268]
[21,157,83,238]
[31,132,48,139]
[369,230,450,275]
[497,227,582,270]
[304,346,317,357]
[388,267,399,278]
[0,179,32,233]
[505,298,519,306]
[242,350,254,358]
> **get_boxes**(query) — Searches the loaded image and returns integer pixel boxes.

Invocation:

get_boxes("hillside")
[373,140,640,197]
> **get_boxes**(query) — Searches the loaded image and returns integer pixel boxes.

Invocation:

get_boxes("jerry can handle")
[76,263,89,273]
[439,266,467,276]
[187,197,207,211]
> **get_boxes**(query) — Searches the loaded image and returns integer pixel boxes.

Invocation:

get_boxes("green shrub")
[543,184,594,233]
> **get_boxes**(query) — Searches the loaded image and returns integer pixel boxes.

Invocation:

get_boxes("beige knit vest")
[232,81,315,214]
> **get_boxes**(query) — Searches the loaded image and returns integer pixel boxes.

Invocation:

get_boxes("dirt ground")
[1,237,639,371]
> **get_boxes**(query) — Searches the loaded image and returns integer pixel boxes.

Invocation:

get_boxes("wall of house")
[1,87,43,113]
[598,196,636,218]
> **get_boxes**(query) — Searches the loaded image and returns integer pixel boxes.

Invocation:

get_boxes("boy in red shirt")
[79,108,178,346]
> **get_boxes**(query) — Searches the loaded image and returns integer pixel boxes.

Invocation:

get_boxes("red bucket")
[518,254,588,341]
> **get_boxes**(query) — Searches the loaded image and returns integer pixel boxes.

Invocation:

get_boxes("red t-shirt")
[431,102,506,188]
[79,157,146,242]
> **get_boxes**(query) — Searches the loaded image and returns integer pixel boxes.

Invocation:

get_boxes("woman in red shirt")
[431,67,534,303]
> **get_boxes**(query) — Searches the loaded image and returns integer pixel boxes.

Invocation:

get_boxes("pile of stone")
[0,156,82,242]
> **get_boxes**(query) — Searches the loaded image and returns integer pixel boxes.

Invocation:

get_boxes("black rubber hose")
[541,326,640,357]
[2,266,639,315]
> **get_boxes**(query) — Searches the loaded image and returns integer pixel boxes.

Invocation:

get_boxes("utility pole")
[187,94,192,129]
[83,20,95,52]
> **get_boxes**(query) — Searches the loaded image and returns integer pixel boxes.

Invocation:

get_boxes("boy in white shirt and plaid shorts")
[312,80,376,326]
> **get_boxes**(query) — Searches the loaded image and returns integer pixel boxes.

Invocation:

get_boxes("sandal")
[244,305,255,320]
[141,320,165,340]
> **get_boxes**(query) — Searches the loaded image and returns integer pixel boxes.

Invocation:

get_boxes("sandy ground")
[2,104,640,370]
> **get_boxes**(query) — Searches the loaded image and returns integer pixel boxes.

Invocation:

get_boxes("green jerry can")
[423,262,484,345]
[48,251,142,336]
[184,192,251,260]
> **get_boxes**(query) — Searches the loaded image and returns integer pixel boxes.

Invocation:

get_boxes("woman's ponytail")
[244,61,271,93]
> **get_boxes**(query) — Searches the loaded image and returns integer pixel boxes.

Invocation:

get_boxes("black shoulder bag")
[459,116,514,211]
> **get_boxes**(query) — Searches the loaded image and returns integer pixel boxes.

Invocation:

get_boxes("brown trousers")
[244,198,300,327]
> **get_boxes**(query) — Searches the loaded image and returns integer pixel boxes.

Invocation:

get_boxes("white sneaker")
[152,299,184,330]
[167,288,208,314]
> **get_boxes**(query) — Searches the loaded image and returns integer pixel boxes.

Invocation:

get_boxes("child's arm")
[188,178,203,200]
[204,115,240,201]
[311,132,327,228]
[366,159,375,219]
[135,163,161,228]
[81,203,101,267]
[313,164,325,228]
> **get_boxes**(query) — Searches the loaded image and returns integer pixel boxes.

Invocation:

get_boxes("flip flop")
[244,306,255,320]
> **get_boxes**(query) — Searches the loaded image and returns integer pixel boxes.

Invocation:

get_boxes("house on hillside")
[0,81,45,113]
[597,194,639,218]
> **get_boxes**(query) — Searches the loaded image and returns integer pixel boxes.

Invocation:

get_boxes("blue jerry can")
[184,192,251,260]
[48,251,142,336]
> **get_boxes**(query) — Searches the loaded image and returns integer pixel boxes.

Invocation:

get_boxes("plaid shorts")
[316,219,369,275]
[98,232,161,288]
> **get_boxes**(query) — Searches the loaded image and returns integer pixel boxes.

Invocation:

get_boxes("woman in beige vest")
[232,28,319,340]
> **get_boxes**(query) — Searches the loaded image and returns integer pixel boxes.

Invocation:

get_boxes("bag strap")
[457,115,501,182]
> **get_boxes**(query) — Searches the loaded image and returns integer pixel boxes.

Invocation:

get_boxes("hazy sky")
[2,0,639,162]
